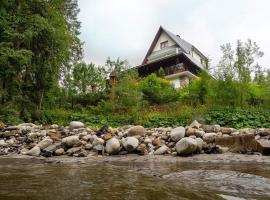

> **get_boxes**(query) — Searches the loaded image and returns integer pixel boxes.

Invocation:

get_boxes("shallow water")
[0,158,270,200]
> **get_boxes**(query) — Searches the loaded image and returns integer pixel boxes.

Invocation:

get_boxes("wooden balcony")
[164,63,185,76]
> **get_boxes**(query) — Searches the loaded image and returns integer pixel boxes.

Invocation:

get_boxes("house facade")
[137,26,208,88]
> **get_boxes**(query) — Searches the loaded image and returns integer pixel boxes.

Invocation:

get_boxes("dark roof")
[141,26,207,67]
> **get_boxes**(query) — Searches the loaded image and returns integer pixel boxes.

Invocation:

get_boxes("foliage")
[140,74,179,105]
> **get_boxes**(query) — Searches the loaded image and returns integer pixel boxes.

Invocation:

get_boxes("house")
[137,26,208,88]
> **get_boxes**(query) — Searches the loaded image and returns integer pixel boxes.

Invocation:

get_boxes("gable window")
[160,41,168,49]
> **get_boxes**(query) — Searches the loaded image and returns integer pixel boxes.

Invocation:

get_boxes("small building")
[137,26,208,88]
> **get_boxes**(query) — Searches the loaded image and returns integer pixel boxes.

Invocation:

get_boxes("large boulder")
[37,138,53,150]
[127,126,146,137]
[62,136,80,147]
[256,139,270,155]
[170,127,185,142]
[41,142,62,157]
[203,133,217,143]
[176,137,197,156]
[122,137,139,152]
[69,121,85,129]
[195,138,204,153]
[25,146,41,157]
[105,138,121,155]
[154,145,169,155]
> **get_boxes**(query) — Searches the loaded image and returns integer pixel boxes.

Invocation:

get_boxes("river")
[0,158,270,200]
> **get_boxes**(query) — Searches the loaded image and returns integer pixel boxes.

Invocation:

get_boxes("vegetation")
[0,1,269,128]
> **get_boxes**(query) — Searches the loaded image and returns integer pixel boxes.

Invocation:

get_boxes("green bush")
[140,74,179,105]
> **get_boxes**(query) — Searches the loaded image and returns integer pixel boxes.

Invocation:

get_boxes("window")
[160,41,168,49]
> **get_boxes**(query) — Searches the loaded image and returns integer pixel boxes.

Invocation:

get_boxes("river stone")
[195,138,204,153]
[154,145,169,155]
[202,124,221,133]
[67,147,81,156]
[122,137,139,152]
[105,138,121,155]
[92,138,104,147]
[137,143,147,155]
[25,146,41,157]
[69,121,85,129]
[203,133,217,143]
[189,120,201,129]
[54,148,65,156]
[170,127,185,142]
[127,126,146,137]
[256,139,270,155]
[176,137,197,156]
[0,140,7,147]
[37,138,53,150]
[85,143,93,150]
[62,136,80,147]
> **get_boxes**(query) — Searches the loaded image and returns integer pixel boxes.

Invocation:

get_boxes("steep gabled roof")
[142,26,207,65]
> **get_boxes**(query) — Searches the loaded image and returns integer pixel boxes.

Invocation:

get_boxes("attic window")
[160,41,168,49]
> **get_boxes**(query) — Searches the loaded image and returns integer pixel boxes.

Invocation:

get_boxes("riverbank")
[1,120,270,160]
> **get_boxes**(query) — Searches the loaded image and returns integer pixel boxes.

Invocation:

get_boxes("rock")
[42,142,62,157]
[0,140,7,147]
[62,136,80,147]
[256,139,270,155]
[18,123,36,127]
[102,133,112,141]
[1,131,17,138]
[144,137,152,144]
[82,134,92,142]
[77,151,88,157]
[216,145,229,153]
[231,131,240,136]
[37,138,53,150]
[195,138,204,153]
[154,145,169,155]
[122,137,139,152]
[137,143,147,155]
[176,138,197,156]
[0,121,5,129]
[189,120,201,129]
[69,121,85,129]
[239,128,255,135]
[67,147,81,156]
[186,127,196,136]
[54,148,65,156]
[152,138,162,147]
[93,144,104,153]
[216,134,257,153]
[256,128,270,136]
[194,130,205,138]
[170,127,185,142]
[127,126,146,137]
[203,133,217,143]
[202,124,221,133]
[49,131,61,141]
[105,138,121,155]
[221,127,235,135]
[92,138,104,147]
[25,146,40,157]
[85,143,93,150]
[27,132,38,140]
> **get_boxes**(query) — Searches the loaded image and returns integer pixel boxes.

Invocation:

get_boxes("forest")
[1,0,270,128]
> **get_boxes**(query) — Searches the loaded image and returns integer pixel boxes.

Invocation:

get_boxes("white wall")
[192,50,203,64]
[153,32,176,52]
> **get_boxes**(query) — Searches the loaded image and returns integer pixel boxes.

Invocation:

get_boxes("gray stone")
[54,148,65,156]
[127,126,146,137]
[67,147,81,156]
[122,137,139,152]
[176,137,197,156]
[256,139,270,155]
[154,145,169,155]
[170,127,185,142]
[202,124,221,133]
[62,136,80,147]
[69,121,85,129]
[203,133,217,143]
[92,138,104,147]
[105,138,121,155]
[195,138,204,153]
[0,140,7,147]
[189,120,201,129]
[37,138,53,150]
[85,143,93,150]
[25,146,40,157]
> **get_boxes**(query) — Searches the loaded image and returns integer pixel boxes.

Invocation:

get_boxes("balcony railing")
[147,46,180,63]
[165,63,185,75]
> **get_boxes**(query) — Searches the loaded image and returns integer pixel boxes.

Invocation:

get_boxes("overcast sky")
[78,0,270,69]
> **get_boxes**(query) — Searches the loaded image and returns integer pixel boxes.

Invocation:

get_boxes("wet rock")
[54,148,65,156]
[256,139,270,155]
[202,124,221,133]
[25,146,40,157]
[92,138,104,147]
[170,127,185,142]
[122,137,139,152]
[37,138,53,150]
[77,151,88,157]
[154,145,169,155]
[189,120,201,129]
[127,126,146,137]
[176,137,197,156]
[203,133,217,143]
[62,136,80,147]
[42,142,62,157]
[105,138,121,155]
[69,121,85,129]
[67,147,81,156]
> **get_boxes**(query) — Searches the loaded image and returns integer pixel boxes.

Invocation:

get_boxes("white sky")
[78,0,270,69]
